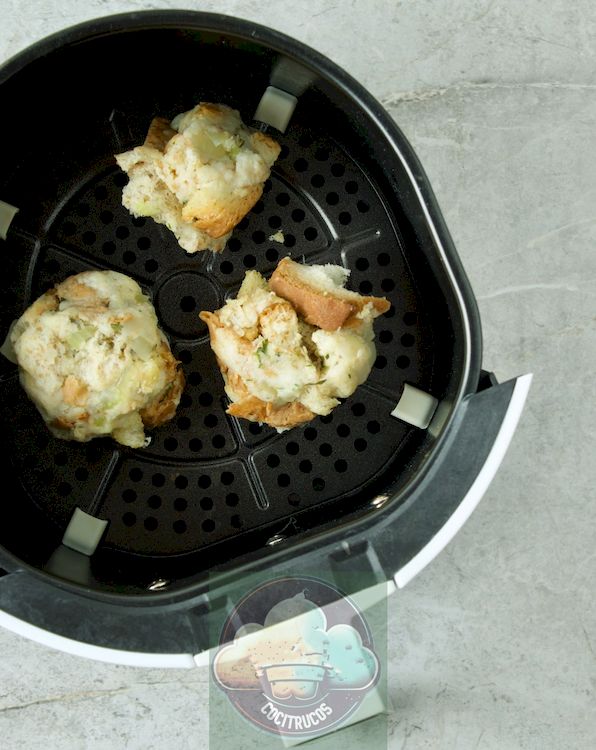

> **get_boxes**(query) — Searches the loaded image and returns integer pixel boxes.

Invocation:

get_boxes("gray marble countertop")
[0,1,594,748]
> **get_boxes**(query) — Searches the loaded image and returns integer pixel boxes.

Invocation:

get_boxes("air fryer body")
[0,12,530,662]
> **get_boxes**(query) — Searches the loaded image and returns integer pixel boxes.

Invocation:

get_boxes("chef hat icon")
[213,592,378,696]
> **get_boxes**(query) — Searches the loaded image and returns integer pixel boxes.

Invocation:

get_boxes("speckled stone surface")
[1,1,595,748]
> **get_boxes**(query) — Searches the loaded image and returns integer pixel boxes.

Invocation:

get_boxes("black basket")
[0,12,528,659]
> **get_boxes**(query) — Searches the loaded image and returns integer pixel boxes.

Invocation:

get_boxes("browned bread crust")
[269,257,390,331]
[227,394,314,428]
[140,342,186,428]
[181,184,263,238]
[225,366,314,427]
[250,130,282,164]
[199,310,315,429]
[143,117,177,152]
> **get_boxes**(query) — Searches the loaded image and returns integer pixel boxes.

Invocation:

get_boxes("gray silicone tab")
[62,507,108,556]
[391,383,439,429]
[0,200,18,240]
[254,86,298,133]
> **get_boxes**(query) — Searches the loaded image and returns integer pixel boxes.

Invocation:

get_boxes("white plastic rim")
[0,609,196,668]
[393,373,533,588]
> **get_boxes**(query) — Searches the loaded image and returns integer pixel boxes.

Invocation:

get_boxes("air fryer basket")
[0,12,486,605]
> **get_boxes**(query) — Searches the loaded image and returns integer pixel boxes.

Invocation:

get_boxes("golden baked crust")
[139,342,186,429]
[225,369,314,427]
[227,397,314,428]
[200,310,315,430]
[143,117,177,152]
[181,184,263,238]
[269,257,390,331]
[250,130,282,163]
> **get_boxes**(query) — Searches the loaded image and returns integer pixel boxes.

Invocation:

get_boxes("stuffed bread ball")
[200,258,390,430]
[6,271,184,448]
[115,103,281,253]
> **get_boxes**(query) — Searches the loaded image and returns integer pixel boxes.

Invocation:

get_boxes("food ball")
[8,270,184,448]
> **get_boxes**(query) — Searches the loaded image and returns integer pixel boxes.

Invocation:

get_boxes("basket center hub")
[154,270,219,339]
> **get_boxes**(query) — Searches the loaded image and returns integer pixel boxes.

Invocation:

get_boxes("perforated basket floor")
[1,124,437,577]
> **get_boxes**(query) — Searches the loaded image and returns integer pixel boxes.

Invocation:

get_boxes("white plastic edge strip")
[0,581,399,669]
[0,609,196,668]
[393,373,533,589]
